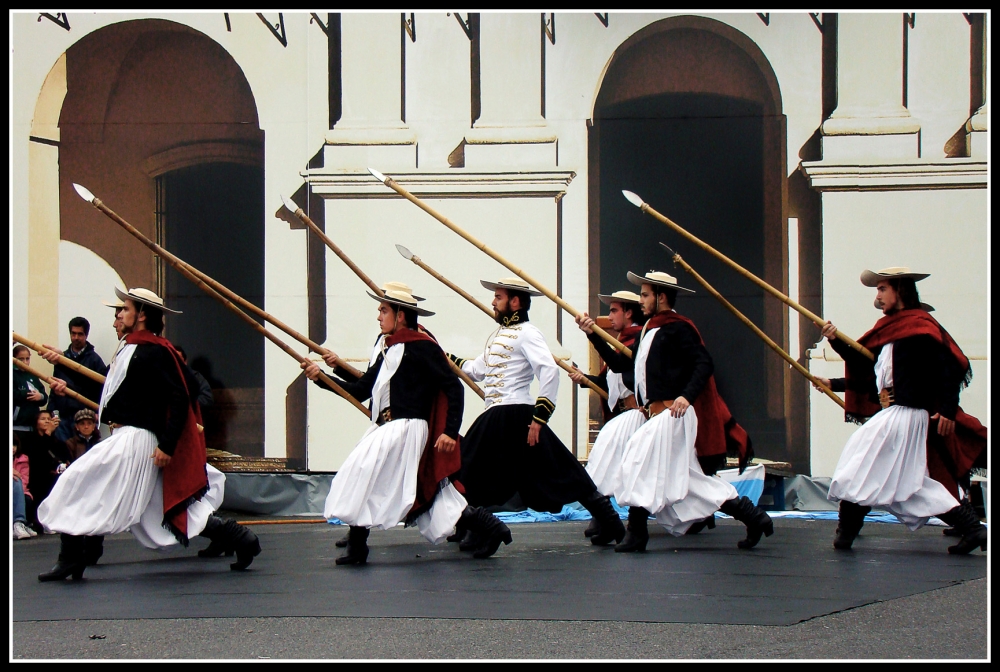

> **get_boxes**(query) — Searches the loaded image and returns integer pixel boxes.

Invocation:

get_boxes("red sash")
[643,312,752,470]
[384,328,465,516]
[125,330,207,544]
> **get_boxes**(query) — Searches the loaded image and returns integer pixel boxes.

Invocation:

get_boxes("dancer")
[615,271,771,553]
[567,290,646,539]
[817,267,987,553]
[302,286,511,565]
[37,288,259,581]
[451,278,626,548]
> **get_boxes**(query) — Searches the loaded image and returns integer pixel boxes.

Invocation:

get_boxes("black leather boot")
[83,535,105,566]
[38,534,87,582]
[937,504,987,555]
[832,501,871,550]
[200,515,261,570]
[584,518,601,538]
[718,496,775,549]
[335,526,370,565]
[582,491,627,546]
[684,515,717,535]
[335,530,351,548]
[458,529,481,552]
[614,507,650,553]
[447,517,470,543]
[942,498,975,538]
[459,506,513,559]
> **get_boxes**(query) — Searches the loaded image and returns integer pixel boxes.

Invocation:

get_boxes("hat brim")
[114,287,182,314]
[480,280,544,296]
[860,270,930,287]
[102,299,125,309]
[598,293,641,306]
[627,271,695,294]
[367,291,435,317]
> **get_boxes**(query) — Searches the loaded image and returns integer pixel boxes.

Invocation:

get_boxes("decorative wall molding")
[303,170,575,198]
[799,159,986,192]
[143,141,263,178]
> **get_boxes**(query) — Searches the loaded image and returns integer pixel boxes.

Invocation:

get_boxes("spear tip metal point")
[658,241,677,256]
[395,244,413,260]
[368,167,387,183]
[279,194,300,213]
[73,183,95,203]
[622,190,644,208]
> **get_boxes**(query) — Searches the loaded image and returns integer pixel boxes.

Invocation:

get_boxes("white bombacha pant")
[324,418,467,544]
[615,407,738,536]
[586,408,646,497]
[38,426,225,549]
[829,405,959,530]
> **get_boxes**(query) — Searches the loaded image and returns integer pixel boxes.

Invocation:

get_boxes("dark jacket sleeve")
[155,349,194,456]
[584,369,609,392]
[586,332,633,374]
[316,356,380,403]
[422,343,465,442]
[676,324,714,403]
[190,369,214,408]
[828,378,847,393]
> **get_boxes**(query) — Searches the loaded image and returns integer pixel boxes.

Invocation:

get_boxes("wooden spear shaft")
[668,252,846,410]
[372,170,632,358]
[12,332,106,384]
[629,195,874,361]
[401,248,610,401]
[286,202,485,400]
[177,261,361,379]
[13,358,100,411]
[79,193,369,416]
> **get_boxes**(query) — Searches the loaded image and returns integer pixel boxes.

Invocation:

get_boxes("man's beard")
[494,306,515,324]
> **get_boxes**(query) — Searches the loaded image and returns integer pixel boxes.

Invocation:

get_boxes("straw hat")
[367,289,435,317]
[102,288,126,309]
[627,270,695,294]
[480,277,543,296]
[114,287,181,314]
[860,267,929,287]
[381,281,424,301]
[598,290,642,306]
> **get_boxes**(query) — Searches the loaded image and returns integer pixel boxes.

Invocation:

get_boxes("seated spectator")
[13,435,37,539]
[21,410,71,531]
[12,345,48,439]
[176,345,214,411]
[64,409,102,462]
[40,317,108,441]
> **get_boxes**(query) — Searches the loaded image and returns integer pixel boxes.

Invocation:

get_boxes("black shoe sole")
[230,539,262,571]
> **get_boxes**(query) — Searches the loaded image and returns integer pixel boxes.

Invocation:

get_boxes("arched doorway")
[56,20,266,456]
[590,17,793,463]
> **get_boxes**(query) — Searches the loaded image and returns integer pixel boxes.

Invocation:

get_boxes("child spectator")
[21,410,71,530]
[13,435,37,539]
[64,409,102,461]
[13,345,48,439]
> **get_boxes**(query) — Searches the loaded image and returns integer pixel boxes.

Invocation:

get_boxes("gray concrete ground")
[12,519,989,660]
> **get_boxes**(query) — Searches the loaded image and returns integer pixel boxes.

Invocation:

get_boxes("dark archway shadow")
[590,19,795,464]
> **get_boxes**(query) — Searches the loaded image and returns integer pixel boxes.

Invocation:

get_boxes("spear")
[368,168,632,358]
[13,358,99,412]
[280,195,485,400]
[395,244,610,401]
[660,243,845,410]
[623,190,874,362]
[71,184,369,417]
[12,332,106,384]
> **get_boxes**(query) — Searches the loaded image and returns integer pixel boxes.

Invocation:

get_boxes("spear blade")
[73,183,95,203]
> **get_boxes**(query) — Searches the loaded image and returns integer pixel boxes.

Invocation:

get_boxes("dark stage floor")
[14,518,985,628]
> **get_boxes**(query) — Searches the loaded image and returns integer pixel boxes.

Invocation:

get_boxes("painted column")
[822,13,919,160]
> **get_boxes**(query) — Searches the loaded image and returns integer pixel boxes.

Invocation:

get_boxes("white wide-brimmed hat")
[114,287,181,314]
[381,280,424,301]
[598,290,642,306]
[860,267,930,287]
[627,270,695,294]
[367,289,435,317]
[480,277,543,296]
[102,287,126,309]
